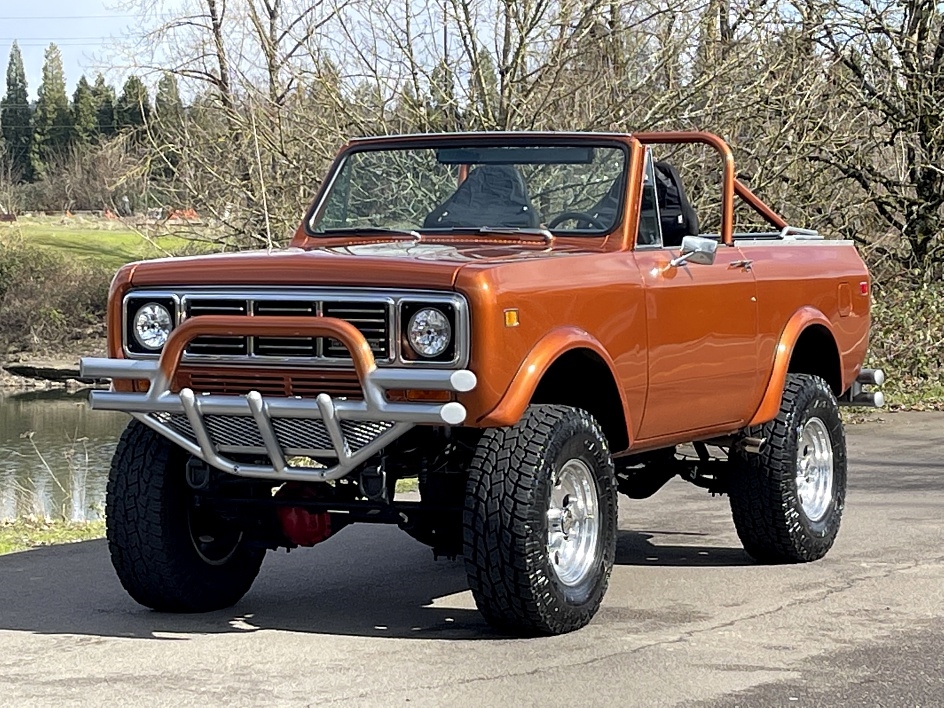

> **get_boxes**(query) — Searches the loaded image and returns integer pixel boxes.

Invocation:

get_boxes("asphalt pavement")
[1,411,942,707]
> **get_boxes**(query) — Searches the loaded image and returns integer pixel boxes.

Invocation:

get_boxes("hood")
[126,238,603,290]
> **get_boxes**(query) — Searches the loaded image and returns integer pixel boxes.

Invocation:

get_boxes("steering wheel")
[547,211,608,230]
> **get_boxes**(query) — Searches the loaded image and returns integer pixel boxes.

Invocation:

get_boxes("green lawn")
[0,519,106,555]
[2,216,195,270]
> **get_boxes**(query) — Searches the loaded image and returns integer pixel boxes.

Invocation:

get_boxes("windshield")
[309,143,627,236]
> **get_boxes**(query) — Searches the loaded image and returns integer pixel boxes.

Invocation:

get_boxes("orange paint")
[100,131,872,453]
[157,316,376,384]
[748,307,834,426]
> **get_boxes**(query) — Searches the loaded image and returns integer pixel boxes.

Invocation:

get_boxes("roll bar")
[634,131,788,245]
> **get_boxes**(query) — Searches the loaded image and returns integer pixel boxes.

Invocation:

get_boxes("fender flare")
[478,326,634,439]
[748,306,836,426]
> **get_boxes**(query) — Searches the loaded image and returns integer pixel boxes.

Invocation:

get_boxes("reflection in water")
[0,390,128,521]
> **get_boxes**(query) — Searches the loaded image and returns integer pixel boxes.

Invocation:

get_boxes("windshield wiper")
[424,226,554,243]
[477,226,554,241]
[317,227,421,240]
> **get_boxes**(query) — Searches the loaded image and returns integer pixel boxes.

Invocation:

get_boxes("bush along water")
[0,235,110,355]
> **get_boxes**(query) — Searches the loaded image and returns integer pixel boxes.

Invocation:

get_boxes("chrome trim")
[80,356,477,482]
[121,288,470,369]
[396,296,469,368]
[122,292,182,359]
[780,226,821,240]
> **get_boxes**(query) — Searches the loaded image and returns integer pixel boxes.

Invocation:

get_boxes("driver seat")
[423,165,541,229]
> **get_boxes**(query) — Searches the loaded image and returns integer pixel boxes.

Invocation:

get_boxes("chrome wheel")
[795,416,834,522]
[547,458,600,587]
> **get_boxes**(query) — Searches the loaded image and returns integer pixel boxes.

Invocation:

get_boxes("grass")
[395,478,419,494]
[2,216,194,270]
[884,381,944,411]
[0,519,105,555]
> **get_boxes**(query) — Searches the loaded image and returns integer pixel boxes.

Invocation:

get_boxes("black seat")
[423,164,540,229]
[653,161,699,247]
[585,175,625,227]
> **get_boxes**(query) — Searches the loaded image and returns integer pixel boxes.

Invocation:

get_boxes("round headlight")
[407,307,452,358]
[133,302,173,350]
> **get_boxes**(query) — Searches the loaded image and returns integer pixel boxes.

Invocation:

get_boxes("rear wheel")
[463,405,617,635]
[729,374,847,563]
[106,420,264,612]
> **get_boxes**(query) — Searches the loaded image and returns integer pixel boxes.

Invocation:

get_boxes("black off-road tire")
[106,420,265,612]
[729,373,847,563]
[463,405,617,636]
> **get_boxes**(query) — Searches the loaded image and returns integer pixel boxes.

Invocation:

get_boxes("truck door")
[632,150,759,440]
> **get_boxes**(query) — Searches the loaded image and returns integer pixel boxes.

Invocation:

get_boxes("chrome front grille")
[122,288,470,369]
[186,299,250,356]
[181,295,391,362]
[323,302,389,358]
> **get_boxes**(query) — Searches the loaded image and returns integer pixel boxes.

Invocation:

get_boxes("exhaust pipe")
[844,390,885,408]
[857,368,885,386]
[839,368,886,408]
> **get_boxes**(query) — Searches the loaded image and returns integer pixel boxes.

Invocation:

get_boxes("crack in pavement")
[319,554,944,704]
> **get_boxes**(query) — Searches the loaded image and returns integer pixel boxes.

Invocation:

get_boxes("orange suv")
[82,131,883,635]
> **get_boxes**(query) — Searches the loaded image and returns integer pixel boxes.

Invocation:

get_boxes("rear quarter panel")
[738,240,871,400]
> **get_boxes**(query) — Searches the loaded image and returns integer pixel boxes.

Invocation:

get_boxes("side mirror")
[670,235,718,267]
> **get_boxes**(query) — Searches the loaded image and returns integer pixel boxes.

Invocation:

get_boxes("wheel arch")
[748,307,842,426]
[477,327,632,454]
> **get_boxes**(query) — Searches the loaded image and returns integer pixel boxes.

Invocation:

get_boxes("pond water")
[0,390,128,522]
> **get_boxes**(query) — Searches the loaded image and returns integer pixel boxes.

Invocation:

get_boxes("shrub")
[868,278,944,393]
[0,235,110,353]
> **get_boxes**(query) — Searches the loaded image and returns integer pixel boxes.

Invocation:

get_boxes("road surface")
[1,411,942,706]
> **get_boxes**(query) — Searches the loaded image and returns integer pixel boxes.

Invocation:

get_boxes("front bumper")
[81,315,476,482]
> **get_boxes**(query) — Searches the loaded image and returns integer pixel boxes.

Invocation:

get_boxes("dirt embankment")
[1,338,107,392]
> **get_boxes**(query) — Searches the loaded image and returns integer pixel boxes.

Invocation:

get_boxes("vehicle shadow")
[0,526,750,641]
[615,529,752,567]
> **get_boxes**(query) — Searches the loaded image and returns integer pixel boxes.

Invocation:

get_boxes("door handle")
[730,259,753,271]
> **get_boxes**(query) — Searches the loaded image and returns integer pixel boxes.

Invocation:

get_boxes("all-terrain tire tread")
[729,374,846,564]
[463,405,616,635]
[106,420,263,612]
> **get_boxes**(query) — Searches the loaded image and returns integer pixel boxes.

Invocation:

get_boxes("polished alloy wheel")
[795,416,834,522]
[547,458,600,586]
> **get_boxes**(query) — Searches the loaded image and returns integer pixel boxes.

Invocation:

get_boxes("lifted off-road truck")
[82,131,883,636]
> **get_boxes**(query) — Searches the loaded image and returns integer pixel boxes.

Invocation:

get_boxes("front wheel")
[463,405,617,635]
[729,373,847,563]
[106,420,265,612]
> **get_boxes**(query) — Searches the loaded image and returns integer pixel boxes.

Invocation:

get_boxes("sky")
[0,0,138,99]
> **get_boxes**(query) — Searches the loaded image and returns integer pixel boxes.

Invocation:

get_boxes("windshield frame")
[302,134,632,239]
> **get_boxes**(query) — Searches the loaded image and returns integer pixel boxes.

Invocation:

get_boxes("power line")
[0,37,116,41]
[0,15,140,20]
[6,43,115,47]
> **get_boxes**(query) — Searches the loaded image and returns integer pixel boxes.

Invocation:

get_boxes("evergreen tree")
[72,75,98,144]
[428,60,460,131]
[153,72,184,182]
[467,49,500,129]
[0,42,32,180]
[116,75,151,131]
[154,72,183,127]
[92,73,116,136]
[30,43,73,179]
